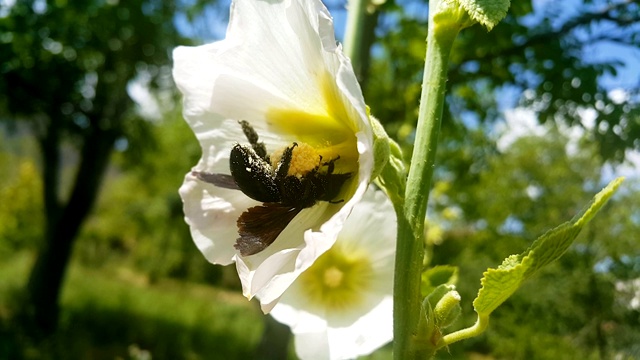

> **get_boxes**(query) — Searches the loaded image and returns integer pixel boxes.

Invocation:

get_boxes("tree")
[76,111,221,284]
[0,0,184,333]
[363,0,640,162]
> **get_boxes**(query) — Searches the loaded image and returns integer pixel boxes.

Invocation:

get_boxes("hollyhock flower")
[269,189,396,360]
[173,0,374,311]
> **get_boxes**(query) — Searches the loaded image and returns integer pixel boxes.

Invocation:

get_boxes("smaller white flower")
[269,190,396,360]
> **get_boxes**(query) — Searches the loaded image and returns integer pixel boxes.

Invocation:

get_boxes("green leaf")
[421,265,459,297]
[473,177,624,316]
[458,0,511,31]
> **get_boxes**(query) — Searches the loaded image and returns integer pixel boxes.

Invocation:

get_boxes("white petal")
[271,281,393,360]
[294,330,331,360]
[270,307,331,360]
[172,43,221,122]
[179,172,253,266]
[332,190,397,271]
[173,44,285,151]
[325,297,393,359]
[218,0,332,114]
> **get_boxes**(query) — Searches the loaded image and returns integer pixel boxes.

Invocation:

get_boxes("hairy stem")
[343,0,368,75]
[393,0,461,357]
[438,313,490,348]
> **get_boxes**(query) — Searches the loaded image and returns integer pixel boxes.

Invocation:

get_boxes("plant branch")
[393,0,462,357]
[437,313,490,349]
[343,0,368,76]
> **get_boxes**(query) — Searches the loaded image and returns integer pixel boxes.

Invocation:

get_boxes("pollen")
[298,243,373,312]
[271,142,321,177]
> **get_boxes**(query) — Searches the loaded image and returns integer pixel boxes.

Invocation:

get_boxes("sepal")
[369,113,406,205]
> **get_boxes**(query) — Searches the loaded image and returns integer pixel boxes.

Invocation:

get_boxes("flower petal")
[325,297,393,359]
[179,172,250,265]
[279,297,393,360]
[218,0,332,114]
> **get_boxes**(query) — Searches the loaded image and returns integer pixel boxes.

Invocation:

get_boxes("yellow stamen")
[271,142,322,177]
[323,266,344,288]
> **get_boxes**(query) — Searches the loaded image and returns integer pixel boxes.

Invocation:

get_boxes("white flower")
[269,189,396,360]
[172,0,374,312]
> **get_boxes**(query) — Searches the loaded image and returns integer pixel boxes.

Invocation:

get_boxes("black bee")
[193,120,352,256]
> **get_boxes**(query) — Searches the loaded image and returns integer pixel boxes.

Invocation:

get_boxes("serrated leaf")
[458,0,511,31]
[473,177,624,316]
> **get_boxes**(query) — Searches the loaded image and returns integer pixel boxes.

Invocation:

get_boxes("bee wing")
[191,171,239,190]
[235,203,303,256]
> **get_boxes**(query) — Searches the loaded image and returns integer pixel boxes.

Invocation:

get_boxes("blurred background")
[0,0,639,359]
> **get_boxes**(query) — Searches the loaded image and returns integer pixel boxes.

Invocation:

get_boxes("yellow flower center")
[298,243,373,312]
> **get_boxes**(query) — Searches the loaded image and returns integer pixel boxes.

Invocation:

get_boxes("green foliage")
[74,112,225,284]
[426,169,621,353]
[415,284,462,357]
[0,0,182,128]
[427,129,639,358]
[366,0,640,162]
[0,0,191,330]
[475,177,623,315]
[0,252,265,360]
[474,177,622,315]
[441,129,603,243]
[0,152,43,254]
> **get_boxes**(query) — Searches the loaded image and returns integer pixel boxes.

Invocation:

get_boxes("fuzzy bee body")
[194,121,352,256]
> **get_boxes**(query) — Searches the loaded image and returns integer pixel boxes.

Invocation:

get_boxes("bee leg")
[238,120,269,162]
[322,155,341,174]
[275,142,297,179]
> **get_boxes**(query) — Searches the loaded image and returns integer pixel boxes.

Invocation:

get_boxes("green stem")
[393,0,461,358]
[437,314,490,348]
[343,0,367,73]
